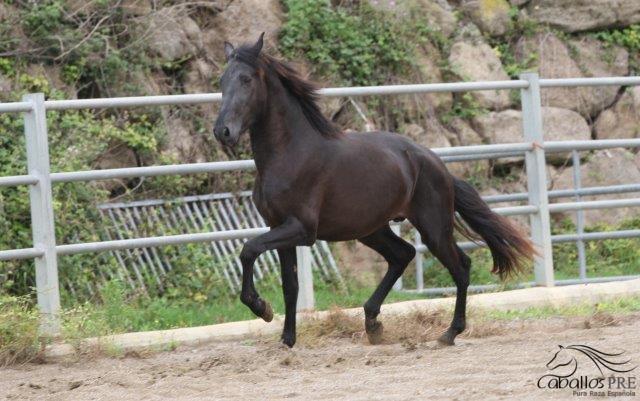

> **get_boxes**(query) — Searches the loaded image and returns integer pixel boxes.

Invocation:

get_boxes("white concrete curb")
[45,278,640,360]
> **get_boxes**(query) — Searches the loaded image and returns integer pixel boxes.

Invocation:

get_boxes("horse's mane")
[233,45,342,138]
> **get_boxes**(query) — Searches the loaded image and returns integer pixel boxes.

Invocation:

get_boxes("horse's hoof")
[366,320,384,345]
[261,301,274,322]
[437,332,455,346]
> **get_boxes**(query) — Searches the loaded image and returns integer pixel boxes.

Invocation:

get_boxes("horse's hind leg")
[410,198,471,346]
[359,225,416,344]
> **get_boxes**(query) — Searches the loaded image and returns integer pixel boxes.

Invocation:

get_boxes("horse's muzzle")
[213,125,239,147]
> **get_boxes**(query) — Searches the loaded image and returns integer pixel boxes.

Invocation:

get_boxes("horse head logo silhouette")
[546,344,636,378]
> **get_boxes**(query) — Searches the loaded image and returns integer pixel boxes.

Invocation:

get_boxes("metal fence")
[1,73,640,335]
[97,191,340,293]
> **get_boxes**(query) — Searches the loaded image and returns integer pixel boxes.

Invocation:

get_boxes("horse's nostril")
[223,127,230,137]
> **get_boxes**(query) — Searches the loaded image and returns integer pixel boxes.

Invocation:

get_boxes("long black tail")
[452,178,535,278]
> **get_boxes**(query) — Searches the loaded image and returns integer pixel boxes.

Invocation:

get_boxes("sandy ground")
[2,313,639,401]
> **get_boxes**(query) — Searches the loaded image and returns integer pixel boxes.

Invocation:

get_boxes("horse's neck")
[249,86,321,173]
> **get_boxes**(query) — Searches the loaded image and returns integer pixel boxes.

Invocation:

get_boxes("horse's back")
[313,130,450,240]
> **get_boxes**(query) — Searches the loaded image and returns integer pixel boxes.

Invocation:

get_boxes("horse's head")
[547,345,575,371]
[214,33,268,147]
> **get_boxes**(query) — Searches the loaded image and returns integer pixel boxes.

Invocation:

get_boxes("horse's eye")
[239,75,251,84]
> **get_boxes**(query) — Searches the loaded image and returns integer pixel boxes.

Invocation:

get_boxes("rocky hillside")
[1,0,639,216]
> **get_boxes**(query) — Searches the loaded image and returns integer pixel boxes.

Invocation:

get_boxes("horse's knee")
[239,242,261,266]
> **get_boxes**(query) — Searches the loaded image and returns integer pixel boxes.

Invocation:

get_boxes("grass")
[0,296,42,365]
[295,295,640,348]
[483,295,640,320]
[59,278,426,341]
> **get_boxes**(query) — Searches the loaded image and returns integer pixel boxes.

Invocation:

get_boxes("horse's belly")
[315,184,410,241]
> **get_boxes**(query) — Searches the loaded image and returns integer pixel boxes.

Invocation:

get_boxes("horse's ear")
[224,41,235,61]
[251,32,265,56]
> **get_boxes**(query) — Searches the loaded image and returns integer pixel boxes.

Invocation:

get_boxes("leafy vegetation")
[280,0,414,87]
[593,24,640,72]
[442,92,486,123]
[279,0,456,131]
[0,295,41,365]
[487,6,540,79]
[0,2,230,299]
[2,0,152,98]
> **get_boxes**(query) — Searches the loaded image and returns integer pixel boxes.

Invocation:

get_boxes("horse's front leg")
[277,248,298,347]
[238,217,314,329]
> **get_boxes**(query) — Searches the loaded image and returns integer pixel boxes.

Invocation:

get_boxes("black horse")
[213,34,534,348]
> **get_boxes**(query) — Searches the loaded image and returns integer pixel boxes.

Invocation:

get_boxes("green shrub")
[594,24,640,53]
[0,295,41,366]
[280,0,414,86]
[594,24,640,72]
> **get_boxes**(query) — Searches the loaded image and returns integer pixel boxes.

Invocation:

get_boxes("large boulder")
[448,40,511,110]
[526,0,640,33]
[516,32,628,118]
[594,87,640,140]
[402,122,452,150]
[402,119,489,178]
[183,58,216,94]
[144,8,202,61]
[205,0,282,61]
[162,114,209,163]
[414,0,459,38]
[369,0,458,37]
[448,117,485,147]
[473,107,590,163]
[570,36,629,114]
[412,42,453,112]
[551,149,640,226]
[446,117,490,179]
[93,145,138,193]
[461,0,512,37]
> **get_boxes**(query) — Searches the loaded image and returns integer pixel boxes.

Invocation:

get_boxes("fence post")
[519,73,555,286]
[296,246,314,311]
[572,150,587,280]
[414,231,424,292]
[23,93,61,335]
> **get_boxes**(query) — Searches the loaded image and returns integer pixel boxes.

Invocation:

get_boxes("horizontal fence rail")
[0,174,39,187]
[56,227,269,256]
[1,74,639,333]
[0,248,44,261]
